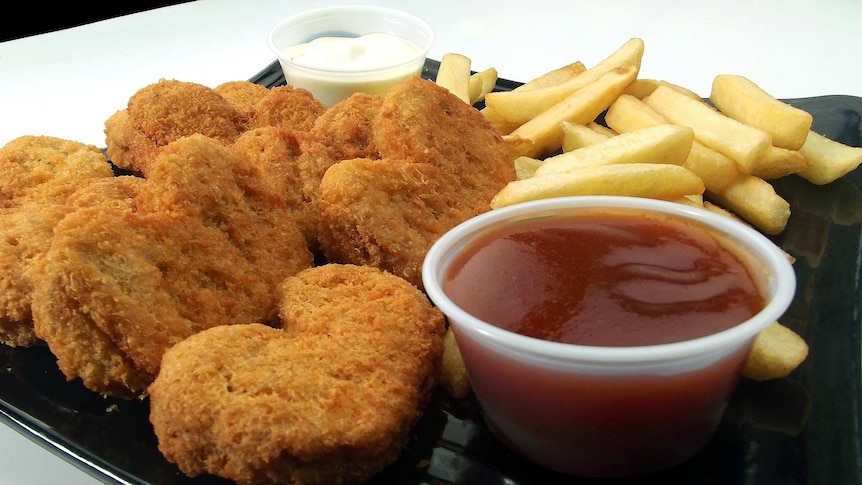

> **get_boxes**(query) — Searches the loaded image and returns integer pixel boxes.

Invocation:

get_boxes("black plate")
[1,58,860,485]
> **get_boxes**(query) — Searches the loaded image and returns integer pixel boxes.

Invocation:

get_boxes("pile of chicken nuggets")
[0,76,515,484]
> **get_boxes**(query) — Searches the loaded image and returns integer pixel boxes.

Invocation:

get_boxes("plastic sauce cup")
[267,6,434,107]
[422,196,796,477]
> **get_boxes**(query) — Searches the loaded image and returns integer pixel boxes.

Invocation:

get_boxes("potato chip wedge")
[707,175,790,235]
[485,38,644,124]
[711,74,813,150]
[534,123,694,176]
[797,130,862,185]
[504,65,638,158]
[490,163,704,208]
[645,85,772,174]
[743,322,809,381]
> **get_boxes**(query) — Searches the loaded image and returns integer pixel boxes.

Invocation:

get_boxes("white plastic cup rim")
[267,5,435,75]
[422,196,797,367]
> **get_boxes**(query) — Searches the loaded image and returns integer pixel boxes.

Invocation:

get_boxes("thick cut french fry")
[436,53,472,104]
[624,78,702,101]
[751,146,810,180]
[743,322,809,381]
[469,67,498,105]
[587,122,617,137]
[514,156,543,180]
[440,329,472,399]
[605,94,740,192]
[707,175,790,235]
[644,85,772,174]
[534,123,694,176]
[561,121,612,151]
[490,163,704,208]
[797,130,862,185]
[504,65,638,158]
[482,106,521,135]
[711,74,813,150]
[484,38,644,124]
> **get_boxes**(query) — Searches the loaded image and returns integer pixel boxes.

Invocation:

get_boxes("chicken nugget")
[105,79,244,176]
[309,92,382,161]
[214,80,271,121]
[247,84,326,132]
[317,78,516,288]
[149,264,445,485]
[31,135,313,397]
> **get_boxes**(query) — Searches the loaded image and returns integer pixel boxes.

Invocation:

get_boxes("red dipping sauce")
[427,204,785,477]
[443,209,765,347]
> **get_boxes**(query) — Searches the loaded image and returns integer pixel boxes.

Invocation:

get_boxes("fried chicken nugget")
[0,136,114,347]
[105,79,244,176]
[214,80,271,120]
[247,84,326,132]
[317,78,515,288]
[149,264,445,485]
[31,135,314,397]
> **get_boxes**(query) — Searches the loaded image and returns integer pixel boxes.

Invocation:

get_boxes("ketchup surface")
[443,209,765,346]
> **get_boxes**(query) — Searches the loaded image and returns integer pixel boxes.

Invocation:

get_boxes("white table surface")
[1,0,861,483]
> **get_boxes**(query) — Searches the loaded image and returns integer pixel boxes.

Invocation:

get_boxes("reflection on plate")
[1,59,860,484]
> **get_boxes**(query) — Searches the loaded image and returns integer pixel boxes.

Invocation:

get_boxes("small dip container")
[267,6,434,107]
[422,196,796,477]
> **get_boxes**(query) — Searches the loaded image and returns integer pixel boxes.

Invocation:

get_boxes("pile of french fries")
[434,39,862,398]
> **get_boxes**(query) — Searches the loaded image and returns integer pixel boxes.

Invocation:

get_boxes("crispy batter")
[247,84,326,132]
[0,136,114,347]
[309,92,382,161]
[230,126,318,248]
[317,78,515,288]
[149,264,445,485]
[105,79,244,176]
[214,80,271,121]
[31,135,313,397]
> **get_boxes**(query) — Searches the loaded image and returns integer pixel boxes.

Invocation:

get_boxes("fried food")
[104,79,245,176]
[149,264,445,485]
[0,135,114,347]
[31,135,314,397]
[318,77,515,288]
[247,84,327,132]
[214,80,271,119]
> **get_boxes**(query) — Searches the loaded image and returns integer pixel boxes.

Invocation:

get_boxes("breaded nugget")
[31,135,313,397]
[247,84,326,132]
[230,127,318,247]
[214,80,271,121]
[105,79,244,176]
[317,78,515,288]
[0,136,114,346]
[309,92,382,161]
[0,135,113,207]
[149,264,445,485]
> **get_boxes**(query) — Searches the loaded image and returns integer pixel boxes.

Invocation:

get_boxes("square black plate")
[1,58,860,484]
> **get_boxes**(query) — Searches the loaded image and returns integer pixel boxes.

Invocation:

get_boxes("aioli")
[283,33,422,71]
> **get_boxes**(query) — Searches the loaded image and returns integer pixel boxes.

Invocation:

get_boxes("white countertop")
[1,0,861,483]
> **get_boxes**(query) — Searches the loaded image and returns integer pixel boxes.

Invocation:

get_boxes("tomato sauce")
[443,209,765,347]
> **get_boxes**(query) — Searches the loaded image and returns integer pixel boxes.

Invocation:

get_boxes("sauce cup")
[267,5,434,107]
[422,196,796,477]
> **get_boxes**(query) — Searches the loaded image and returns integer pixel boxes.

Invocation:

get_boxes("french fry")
[436,53,472,104]
[482,106,521,135]
[644,85,772,174]
[605,94,740,192]
[797,130,862,185]
[439,329,472,399]
[513,156,543,180]
[706,174,790,235]
[711,74,813,150]
[469,67,498,105]
[561,121,612,151]
[624,78,702,101]
[587,122,617,137]
[534,123,694,176]
[484,38,644,125]
[743,322,809,381]
[504,65,638,158]
[751,146,810,180]
[490,163,704,209]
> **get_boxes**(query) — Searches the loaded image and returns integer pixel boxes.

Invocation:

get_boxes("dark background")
[1,2,194,42]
